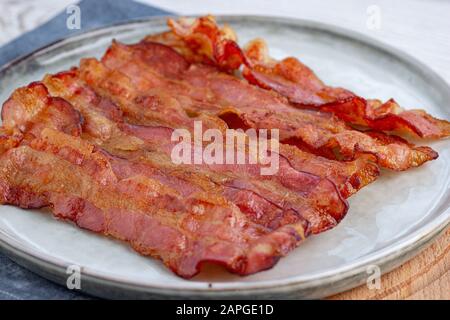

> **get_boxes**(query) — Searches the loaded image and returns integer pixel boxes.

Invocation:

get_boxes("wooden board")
[330,226,450,300]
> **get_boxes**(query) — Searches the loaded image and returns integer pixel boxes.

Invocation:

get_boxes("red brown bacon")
[242,39,450,139]
[74,55,378,197]
[0,82,343,277]
[167,15,248,72]
[0,15,448,279]
[102,39,437,171]
[1,82,83,138]
[159,16,450,139]
[0,135,307,277]
[3,81,350,235]
[47,70,355,232]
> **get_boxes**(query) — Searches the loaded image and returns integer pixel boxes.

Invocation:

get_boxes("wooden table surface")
[331,227,450,299]
[1,0,449,300]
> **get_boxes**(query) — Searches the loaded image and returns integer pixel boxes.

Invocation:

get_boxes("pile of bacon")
[0,16,448,278]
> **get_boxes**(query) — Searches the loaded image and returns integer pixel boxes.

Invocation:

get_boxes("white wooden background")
[1,0,449,85]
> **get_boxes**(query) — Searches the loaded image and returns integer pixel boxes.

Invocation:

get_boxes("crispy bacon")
[159,17,450,139]
[1,82,82,138]
[1,15,447,279]
[42,70,350,232]
[0,85,322,277]
[0,138,311,277]
[0,78,356,276]
[74,55,378,197]
[243,39,450,139]
[102,40,437,171]
[0,81,356,277]
[166,15,248,72]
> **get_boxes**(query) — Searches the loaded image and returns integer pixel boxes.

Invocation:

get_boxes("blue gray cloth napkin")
[0,0,172,299]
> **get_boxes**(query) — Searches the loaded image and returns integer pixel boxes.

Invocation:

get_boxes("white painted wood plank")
[1,0,449,83]
[0,0,75,46]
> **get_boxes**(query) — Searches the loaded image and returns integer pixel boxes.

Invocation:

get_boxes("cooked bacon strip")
[101,40,437,171]
[5,80,351,238]
[166,15,248,72]
[74,55,378,197]
[0,85,323,277]
[243,40,450,139]
[1,137,312,277]
[157,17,450,139]
[1,82,82,138]
[43,70,351,232]
[79,54,225,133]
[96,41,379,194]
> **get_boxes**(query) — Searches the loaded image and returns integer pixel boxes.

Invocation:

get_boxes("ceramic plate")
[0,15,449,299]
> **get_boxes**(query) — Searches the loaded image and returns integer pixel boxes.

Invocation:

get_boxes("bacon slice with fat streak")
[3,81,351,244]
[0,83,350,277]
[165,15,248,72]
[41,71,351,232]
[154,16,450,139]
[242,39,450,139]
[0,16,445,280]
[1,81,83,138]
[0,135,310,278]
[98,40,437,171]
[73,56,378,198]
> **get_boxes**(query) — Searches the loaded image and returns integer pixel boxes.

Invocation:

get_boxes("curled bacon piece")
[1,15,447,279]
[5,80,351,235]
[0,78,357,279]
[243,39,450,139]
[1,82,82,138]
[0,84,318,278]
[73,51,378,197]
[161,17,450,139]
[0,137,309,278]
[166,15,248,72]
[48,68,353,233]
[106,40,437,171]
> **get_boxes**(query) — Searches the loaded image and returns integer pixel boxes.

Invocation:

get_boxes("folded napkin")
[0,0,171,299]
